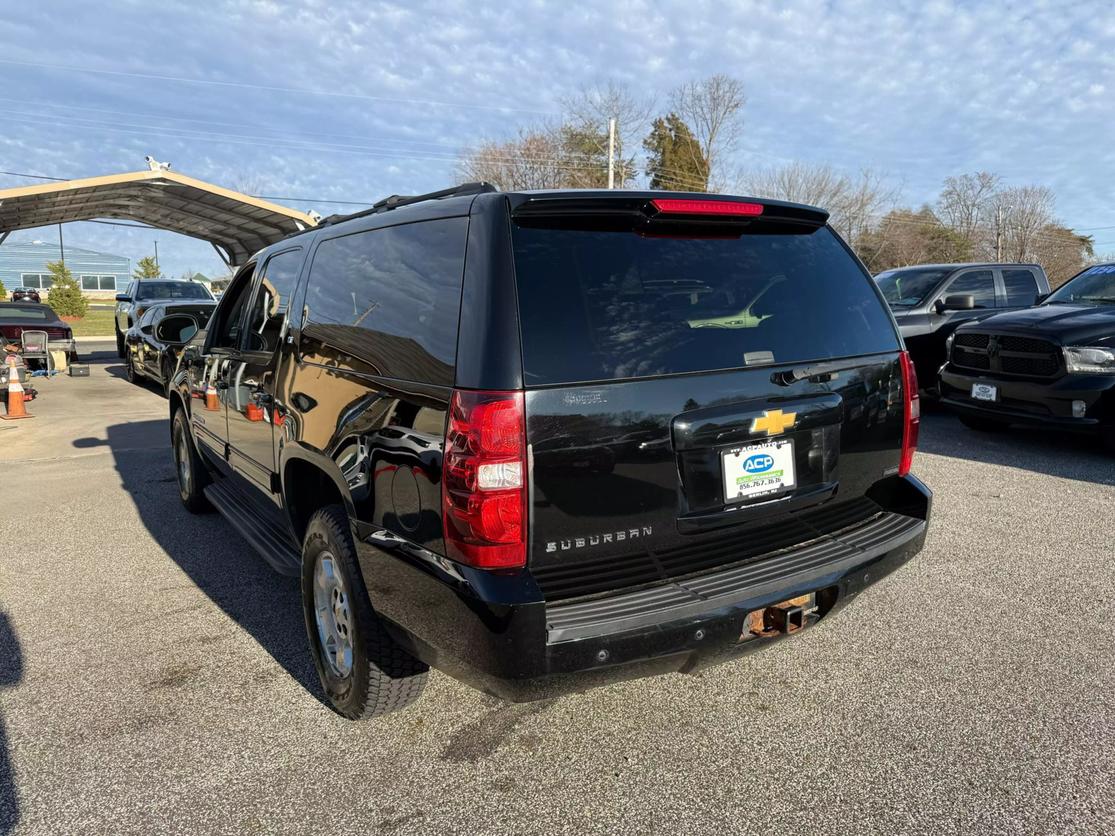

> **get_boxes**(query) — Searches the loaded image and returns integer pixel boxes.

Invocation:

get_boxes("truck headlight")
[1063,346,1115,374]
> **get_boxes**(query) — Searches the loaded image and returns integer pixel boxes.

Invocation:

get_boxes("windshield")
[1045,264,1115,305]
[137,282,212,301]
[511,223,899,385]
[874,268,950,307]
[0,305,54,321]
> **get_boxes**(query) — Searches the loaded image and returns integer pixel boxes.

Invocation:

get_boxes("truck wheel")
[301,505,428,720]
[172,409,212,513]
[1103,427,1115,456]
[959,414,1008,433]
[161,357,173,398]
[124,353,141,385]
[115,328,125,358]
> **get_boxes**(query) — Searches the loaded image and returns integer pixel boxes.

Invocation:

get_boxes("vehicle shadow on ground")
[74,421,326,707]
[918,410,1114,486]
[0,611,23,835]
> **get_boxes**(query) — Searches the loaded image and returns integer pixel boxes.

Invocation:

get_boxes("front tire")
[115,328,125,358]
[959,414,1009,433]
[172,409,212,513]
[301,505,428,720]
[124,352,141,385]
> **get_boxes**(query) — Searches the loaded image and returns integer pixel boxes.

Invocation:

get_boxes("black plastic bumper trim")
[545,511,925,643]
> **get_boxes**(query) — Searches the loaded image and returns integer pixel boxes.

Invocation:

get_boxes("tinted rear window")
[511,224,898,385]
[0,305,53,321]
[137,282,211,301]
[301,217,468,385]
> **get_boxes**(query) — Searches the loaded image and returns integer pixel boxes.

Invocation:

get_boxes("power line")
[0,58,560,116]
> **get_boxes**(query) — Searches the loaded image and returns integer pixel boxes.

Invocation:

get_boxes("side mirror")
[1035,292,1049,304]
[154,314,200,345]
[115,294,131,303]
[937,294,976,312]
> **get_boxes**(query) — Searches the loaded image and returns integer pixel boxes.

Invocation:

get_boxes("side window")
[302,218,468,385]
[1002,268,1039,307]
[947,270,996,308]
[244,249,303,353]
[208,266,256,350]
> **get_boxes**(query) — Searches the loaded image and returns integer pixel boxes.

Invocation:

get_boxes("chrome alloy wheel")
[313,551,354,678]
[176,431,191,496]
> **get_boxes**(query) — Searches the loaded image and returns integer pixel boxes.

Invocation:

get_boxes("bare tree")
[740,161,898,244]
[560,81,653,188]
[669,74,745,190]
[1000,185,1056,262]
[457,129,571,191]
[938,171,1000,246]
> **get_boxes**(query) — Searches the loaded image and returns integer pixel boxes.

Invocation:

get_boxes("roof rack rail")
[318,182,497,227]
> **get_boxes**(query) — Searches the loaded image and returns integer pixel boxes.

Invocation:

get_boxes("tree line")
[458,78,1095,287]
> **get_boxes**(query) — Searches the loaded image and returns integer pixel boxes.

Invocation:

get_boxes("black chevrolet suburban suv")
[165,184,931,719]
[875,263,1050,393]
[941,262,1115,450]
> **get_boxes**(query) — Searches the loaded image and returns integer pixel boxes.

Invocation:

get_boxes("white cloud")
[0,0,1113,276]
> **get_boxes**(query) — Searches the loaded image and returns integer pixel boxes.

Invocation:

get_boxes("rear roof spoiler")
[509,192,829,229]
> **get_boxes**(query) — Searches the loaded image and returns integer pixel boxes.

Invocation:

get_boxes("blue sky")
[1,0,1114,278]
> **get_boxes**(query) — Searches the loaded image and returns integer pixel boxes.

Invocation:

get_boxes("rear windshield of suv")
[511,223,899,385]
[136,282,211,301]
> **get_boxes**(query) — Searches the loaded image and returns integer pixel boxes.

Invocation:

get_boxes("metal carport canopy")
[0,169,317,266]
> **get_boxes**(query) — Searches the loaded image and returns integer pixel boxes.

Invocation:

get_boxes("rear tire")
[301,505,428,720]
[115,328,125,358]
[172,409,212,513]
[161,357,173,398]
[959,414,1009,433]
[1102,426,1115,456]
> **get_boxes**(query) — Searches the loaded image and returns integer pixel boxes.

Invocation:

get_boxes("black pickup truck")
[875,263,1050,393]
[941,262,1115,450]
[165,185,931,719]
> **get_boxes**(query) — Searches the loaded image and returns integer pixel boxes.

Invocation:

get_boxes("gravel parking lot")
[1,347,1113,835]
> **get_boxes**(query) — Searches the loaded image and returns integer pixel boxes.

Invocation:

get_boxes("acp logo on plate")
[743,453,775,473]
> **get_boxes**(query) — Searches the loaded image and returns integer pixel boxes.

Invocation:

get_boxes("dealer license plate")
[971,382,998,402]
[722,439,796,503]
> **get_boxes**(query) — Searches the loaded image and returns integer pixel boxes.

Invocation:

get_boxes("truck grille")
[532,496,883,602]
[951,332,1060,378]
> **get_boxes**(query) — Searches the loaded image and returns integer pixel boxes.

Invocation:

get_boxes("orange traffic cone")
[245,402,264,422]
[2,360,32,420]
[205,383,220,411]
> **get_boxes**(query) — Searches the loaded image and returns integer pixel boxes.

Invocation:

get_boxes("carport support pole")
[58,224,65,266]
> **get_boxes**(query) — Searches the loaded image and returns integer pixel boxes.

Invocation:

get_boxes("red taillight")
[651,198,764,217]
[899,351,920,477]
[442,390,527,570]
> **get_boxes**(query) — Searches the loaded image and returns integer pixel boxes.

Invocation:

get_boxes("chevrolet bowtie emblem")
[750,409,797,436]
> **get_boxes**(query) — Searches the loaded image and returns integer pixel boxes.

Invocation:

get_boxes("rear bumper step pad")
[545,511,924,642]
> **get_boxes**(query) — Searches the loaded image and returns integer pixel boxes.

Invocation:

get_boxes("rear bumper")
[358,475,931,702]
[939,364,1115,431]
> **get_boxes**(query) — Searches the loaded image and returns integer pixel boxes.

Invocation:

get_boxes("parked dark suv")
[875,263,1050,392]
[167,184,931,719]
[940,262,1115,450]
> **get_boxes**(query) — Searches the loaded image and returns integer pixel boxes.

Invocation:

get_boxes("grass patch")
[63,308,117,337]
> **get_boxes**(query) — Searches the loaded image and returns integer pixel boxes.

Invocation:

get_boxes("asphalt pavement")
[0,346,1112,835]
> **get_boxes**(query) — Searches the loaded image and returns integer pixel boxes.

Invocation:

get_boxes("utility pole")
[607,117,616,190]
[57,224,65,267]
[995,204,1003,261]
[154,240,160,274]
